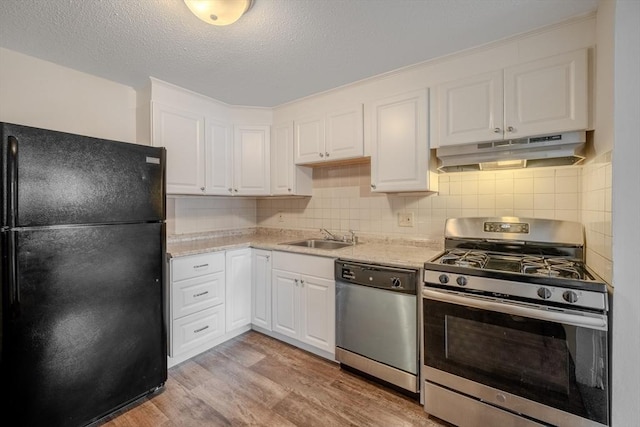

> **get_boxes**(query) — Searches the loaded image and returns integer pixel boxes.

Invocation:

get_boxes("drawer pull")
[193,264,209,269]
[194,325,209,333]
[193,291,209,298]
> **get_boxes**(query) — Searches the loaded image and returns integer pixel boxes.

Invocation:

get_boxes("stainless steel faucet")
[320,228,339,241]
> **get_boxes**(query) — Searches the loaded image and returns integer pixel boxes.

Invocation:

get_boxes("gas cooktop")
[433,248,592,281]
[423,217,609,311]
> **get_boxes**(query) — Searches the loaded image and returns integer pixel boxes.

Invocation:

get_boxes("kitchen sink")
[280,239,354,250]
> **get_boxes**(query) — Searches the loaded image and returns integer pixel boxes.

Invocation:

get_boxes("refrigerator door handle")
[7,231,20,315]
[7,135,18,228]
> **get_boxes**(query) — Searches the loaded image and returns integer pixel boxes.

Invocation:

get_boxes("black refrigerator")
[0,122,168,426]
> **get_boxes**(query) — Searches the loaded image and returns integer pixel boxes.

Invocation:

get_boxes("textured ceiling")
[0,0,598,107]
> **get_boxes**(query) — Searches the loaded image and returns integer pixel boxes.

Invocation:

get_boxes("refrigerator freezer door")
[1,123,165,227]
[3,222,167,426]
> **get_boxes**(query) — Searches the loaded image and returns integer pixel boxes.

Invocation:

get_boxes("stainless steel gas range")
[421,217,610,427]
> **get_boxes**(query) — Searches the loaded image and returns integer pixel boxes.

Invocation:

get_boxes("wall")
[0,47,137,143]
[168,196,256,235]
[257,162,582,241]
[610,0,640,424]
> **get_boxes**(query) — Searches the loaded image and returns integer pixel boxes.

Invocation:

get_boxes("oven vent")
[436,131,586,172]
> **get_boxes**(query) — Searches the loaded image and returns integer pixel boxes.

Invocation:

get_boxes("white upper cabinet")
[205,119,233,195]
[504,49,588,138]
[149,80,271,196]
[152,102,206,194]
[370,89,437,193]
[233,125,271,196]
[294,104,364,164]
[436,71,504,147]
[325,107,364,160]
[436,49,588,147]
[271,122,312,196]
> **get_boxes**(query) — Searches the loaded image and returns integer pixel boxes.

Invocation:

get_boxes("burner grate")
[521,257,582,279]
[440,249,489,269]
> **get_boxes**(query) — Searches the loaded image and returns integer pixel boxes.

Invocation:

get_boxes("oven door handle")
[423,289,607,331]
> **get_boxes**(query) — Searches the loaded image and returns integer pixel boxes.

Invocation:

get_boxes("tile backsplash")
[257,163,582,240]
[168,156,612,284]
[169,196,256,235]
[580,152,613,283]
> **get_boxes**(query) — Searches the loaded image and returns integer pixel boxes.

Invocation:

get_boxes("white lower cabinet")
[168,248,335,366]
[271,251,335,356]
[252,249,272,330]
[225,248,252,331]
[168,248,253,367]
[172,305,225,356]
[168,252,226,363]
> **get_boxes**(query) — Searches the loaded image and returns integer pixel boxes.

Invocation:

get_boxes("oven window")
[445,316,571,394]
[424,298,608,425]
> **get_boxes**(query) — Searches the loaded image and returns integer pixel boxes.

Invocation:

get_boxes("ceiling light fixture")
[184,0,253,26]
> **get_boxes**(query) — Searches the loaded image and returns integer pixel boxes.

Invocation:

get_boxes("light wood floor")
[98,331,452,426]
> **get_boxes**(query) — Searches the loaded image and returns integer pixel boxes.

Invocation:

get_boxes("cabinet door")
[271,122,295,195]
[370,89,430,192]
[233,125,271,195]
[271,269,299,339]
[151,102,205,194]
[299,275,335,354]
[294,115,325,164]
[252,249,272,330]
[272,122,313,196]
[205,118,234,196]
[325,105,364,161]
[504,49,588,138]
[437,70,504,146]
[225,248,252,332]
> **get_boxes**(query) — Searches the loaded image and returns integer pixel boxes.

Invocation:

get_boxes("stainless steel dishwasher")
[335,259,419,394]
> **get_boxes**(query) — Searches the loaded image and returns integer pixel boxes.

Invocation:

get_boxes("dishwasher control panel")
[336,261,418,293]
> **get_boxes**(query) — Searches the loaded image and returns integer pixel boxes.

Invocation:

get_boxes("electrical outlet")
[398,212,414,227]
[277,212,284,222]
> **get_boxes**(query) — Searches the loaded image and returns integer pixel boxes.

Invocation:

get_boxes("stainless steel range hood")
[436,131,586,172]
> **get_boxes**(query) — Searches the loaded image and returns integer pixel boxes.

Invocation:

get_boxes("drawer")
[172,271,225,319]
[172,252,224,282]
[272,251,335,279]
[171,305,225,357]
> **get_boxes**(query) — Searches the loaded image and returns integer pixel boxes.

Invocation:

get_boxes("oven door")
[423,288,608,427]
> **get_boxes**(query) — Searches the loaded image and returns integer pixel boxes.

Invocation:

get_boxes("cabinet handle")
[234,188,238,192]
[228,188,233,193]
[200,187,205,191]
[193,291,209,298]
[493,128,501,133]
[319,152,324,158]
[506,126,514,133]
[325,152,330,157]
[266,255,270,261]
[193,264,209,269]
[194,325,209,333]
[300,280,305,287]
[295,278,299,286]
[371,184,376,189]
[288,188,292,192]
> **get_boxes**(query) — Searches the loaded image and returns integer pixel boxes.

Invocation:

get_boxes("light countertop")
[167,229,443,270]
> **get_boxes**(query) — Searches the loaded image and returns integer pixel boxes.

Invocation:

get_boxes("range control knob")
[456,276,467,287]
[439,274,449,284]
[391,277,402,288]
[563,290,579,303]
[537,287,552,299]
